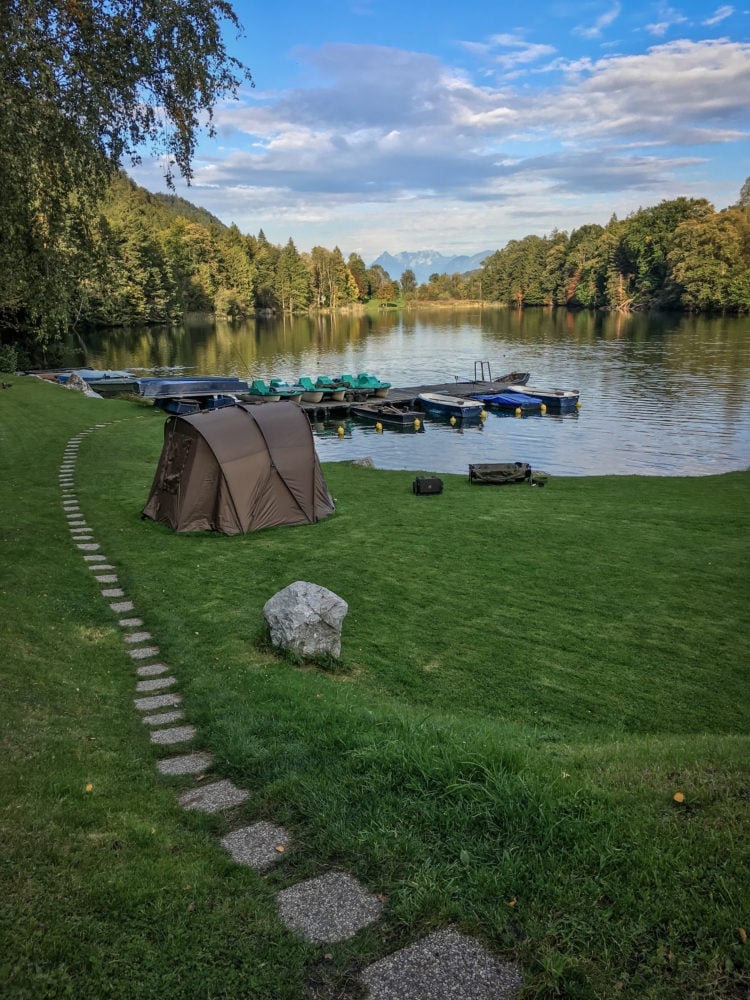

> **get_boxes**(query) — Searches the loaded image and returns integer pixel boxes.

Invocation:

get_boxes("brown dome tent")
[142,402,335,534]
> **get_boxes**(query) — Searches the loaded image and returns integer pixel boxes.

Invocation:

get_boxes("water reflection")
[70,309,750,476]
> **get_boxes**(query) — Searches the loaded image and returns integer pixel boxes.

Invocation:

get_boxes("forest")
[45,176,750,324]
[2,172,749,366]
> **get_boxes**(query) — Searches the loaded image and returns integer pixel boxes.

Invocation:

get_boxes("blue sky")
[131,1,750,261]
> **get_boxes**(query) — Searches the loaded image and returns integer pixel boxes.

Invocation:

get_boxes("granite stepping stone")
[119,617,144,627]
[277,872,383,944]
[78,543,101,551]
[84,554,106,562]
[95,574,119,583]
[136,662,169,677]
[141,710,185,726]
[360,928,523,1000]
[134,692,182,711]
[124,631,152,643]
[178,779,249,813]
[90,564,114,572]
[157,751,213,775]
[150,725,196,745]
[111,601,135,613]
[135,676,176,693]
[101,587,125,598]
[220,822,291,872]
[129,645,160,660]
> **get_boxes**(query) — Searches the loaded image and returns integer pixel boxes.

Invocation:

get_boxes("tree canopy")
[0,0,251,340]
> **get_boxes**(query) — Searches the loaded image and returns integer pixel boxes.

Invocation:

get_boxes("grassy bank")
[1,375,748,998]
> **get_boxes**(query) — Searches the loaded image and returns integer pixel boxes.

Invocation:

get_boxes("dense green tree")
[668,208,750,312]
[275,239,311,313]
[619,198,713,308]
[400,268,417,298]
[1,0,250,344]
[346,253,369,301]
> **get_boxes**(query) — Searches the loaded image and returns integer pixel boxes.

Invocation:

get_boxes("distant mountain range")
[368,250,493,285]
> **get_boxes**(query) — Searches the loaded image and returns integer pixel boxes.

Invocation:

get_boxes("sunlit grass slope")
[1,374,748,998]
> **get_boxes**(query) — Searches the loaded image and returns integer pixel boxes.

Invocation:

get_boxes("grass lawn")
[1,374,748,998]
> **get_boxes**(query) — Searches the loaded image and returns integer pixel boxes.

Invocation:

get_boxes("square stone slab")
[178,779,249,813]
[360,928,523,1000]
[110,600,134,613]
[157,751,213,775]
[150,725,197,745]
[277,872,383,944]
[141,710,184,726]
[134,693,182,711]
[220,822,291,872]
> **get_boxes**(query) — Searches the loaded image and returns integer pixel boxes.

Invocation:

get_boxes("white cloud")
[703,5,734,25]
[132,38,750,255]
[574,2,622,39]
[645,4,689,36]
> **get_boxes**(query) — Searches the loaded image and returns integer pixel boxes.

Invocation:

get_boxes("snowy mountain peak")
[368,250,492,285]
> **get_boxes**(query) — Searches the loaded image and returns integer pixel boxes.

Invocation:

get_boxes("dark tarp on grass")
[142,402,335,534]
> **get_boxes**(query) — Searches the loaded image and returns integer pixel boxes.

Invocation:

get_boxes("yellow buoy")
[413,418,421,430]
[450,415,457,426]
[515,406,522,417]
[576,400,582,408]
[540,403,547,414]
[375,422,383,433]
[337,425,345,437]
[480,409,487,422]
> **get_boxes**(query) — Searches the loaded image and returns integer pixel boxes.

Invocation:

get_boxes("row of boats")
[417,384,581,420]
[40,367,581,420]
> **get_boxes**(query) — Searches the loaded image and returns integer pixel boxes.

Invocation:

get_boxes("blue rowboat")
[417,392,485,421]
[505,384,580,411]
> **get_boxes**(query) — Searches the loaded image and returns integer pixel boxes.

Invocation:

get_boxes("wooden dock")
[300,380,505,421]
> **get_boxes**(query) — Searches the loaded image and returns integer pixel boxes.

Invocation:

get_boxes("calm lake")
[78,308,750,477]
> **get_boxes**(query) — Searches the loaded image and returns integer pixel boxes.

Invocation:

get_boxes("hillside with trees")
[2,171,749,368]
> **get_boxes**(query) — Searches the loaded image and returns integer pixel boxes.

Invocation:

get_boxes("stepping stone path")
[59,424,523,997]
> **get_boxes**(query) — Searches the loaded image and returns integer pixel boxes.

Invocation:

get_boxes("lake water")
[78,308,750,477]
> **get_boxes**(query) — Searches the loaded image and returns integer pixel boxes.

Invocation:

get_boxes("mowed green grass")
[1,374,748,998]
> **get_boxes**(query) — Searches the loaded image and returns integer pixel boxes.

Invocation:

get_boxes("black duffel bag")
[412,477,443,495]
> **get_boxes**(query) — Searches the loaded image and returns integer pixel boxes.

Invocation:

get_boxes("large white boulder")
[263,581,348,659]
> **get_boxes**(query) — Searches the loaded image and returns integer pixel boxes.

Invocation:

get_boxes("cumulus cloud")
[133,37,750,254]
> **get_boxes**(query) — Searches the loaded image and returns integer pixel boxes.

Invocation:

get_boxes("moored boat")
[417,392,485,421]
[471,391,543,411]
[138,376,249,398]
[55,369,141,395]
[350,403,425,430]
[492,371,531,386]
[505,384,580,411]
